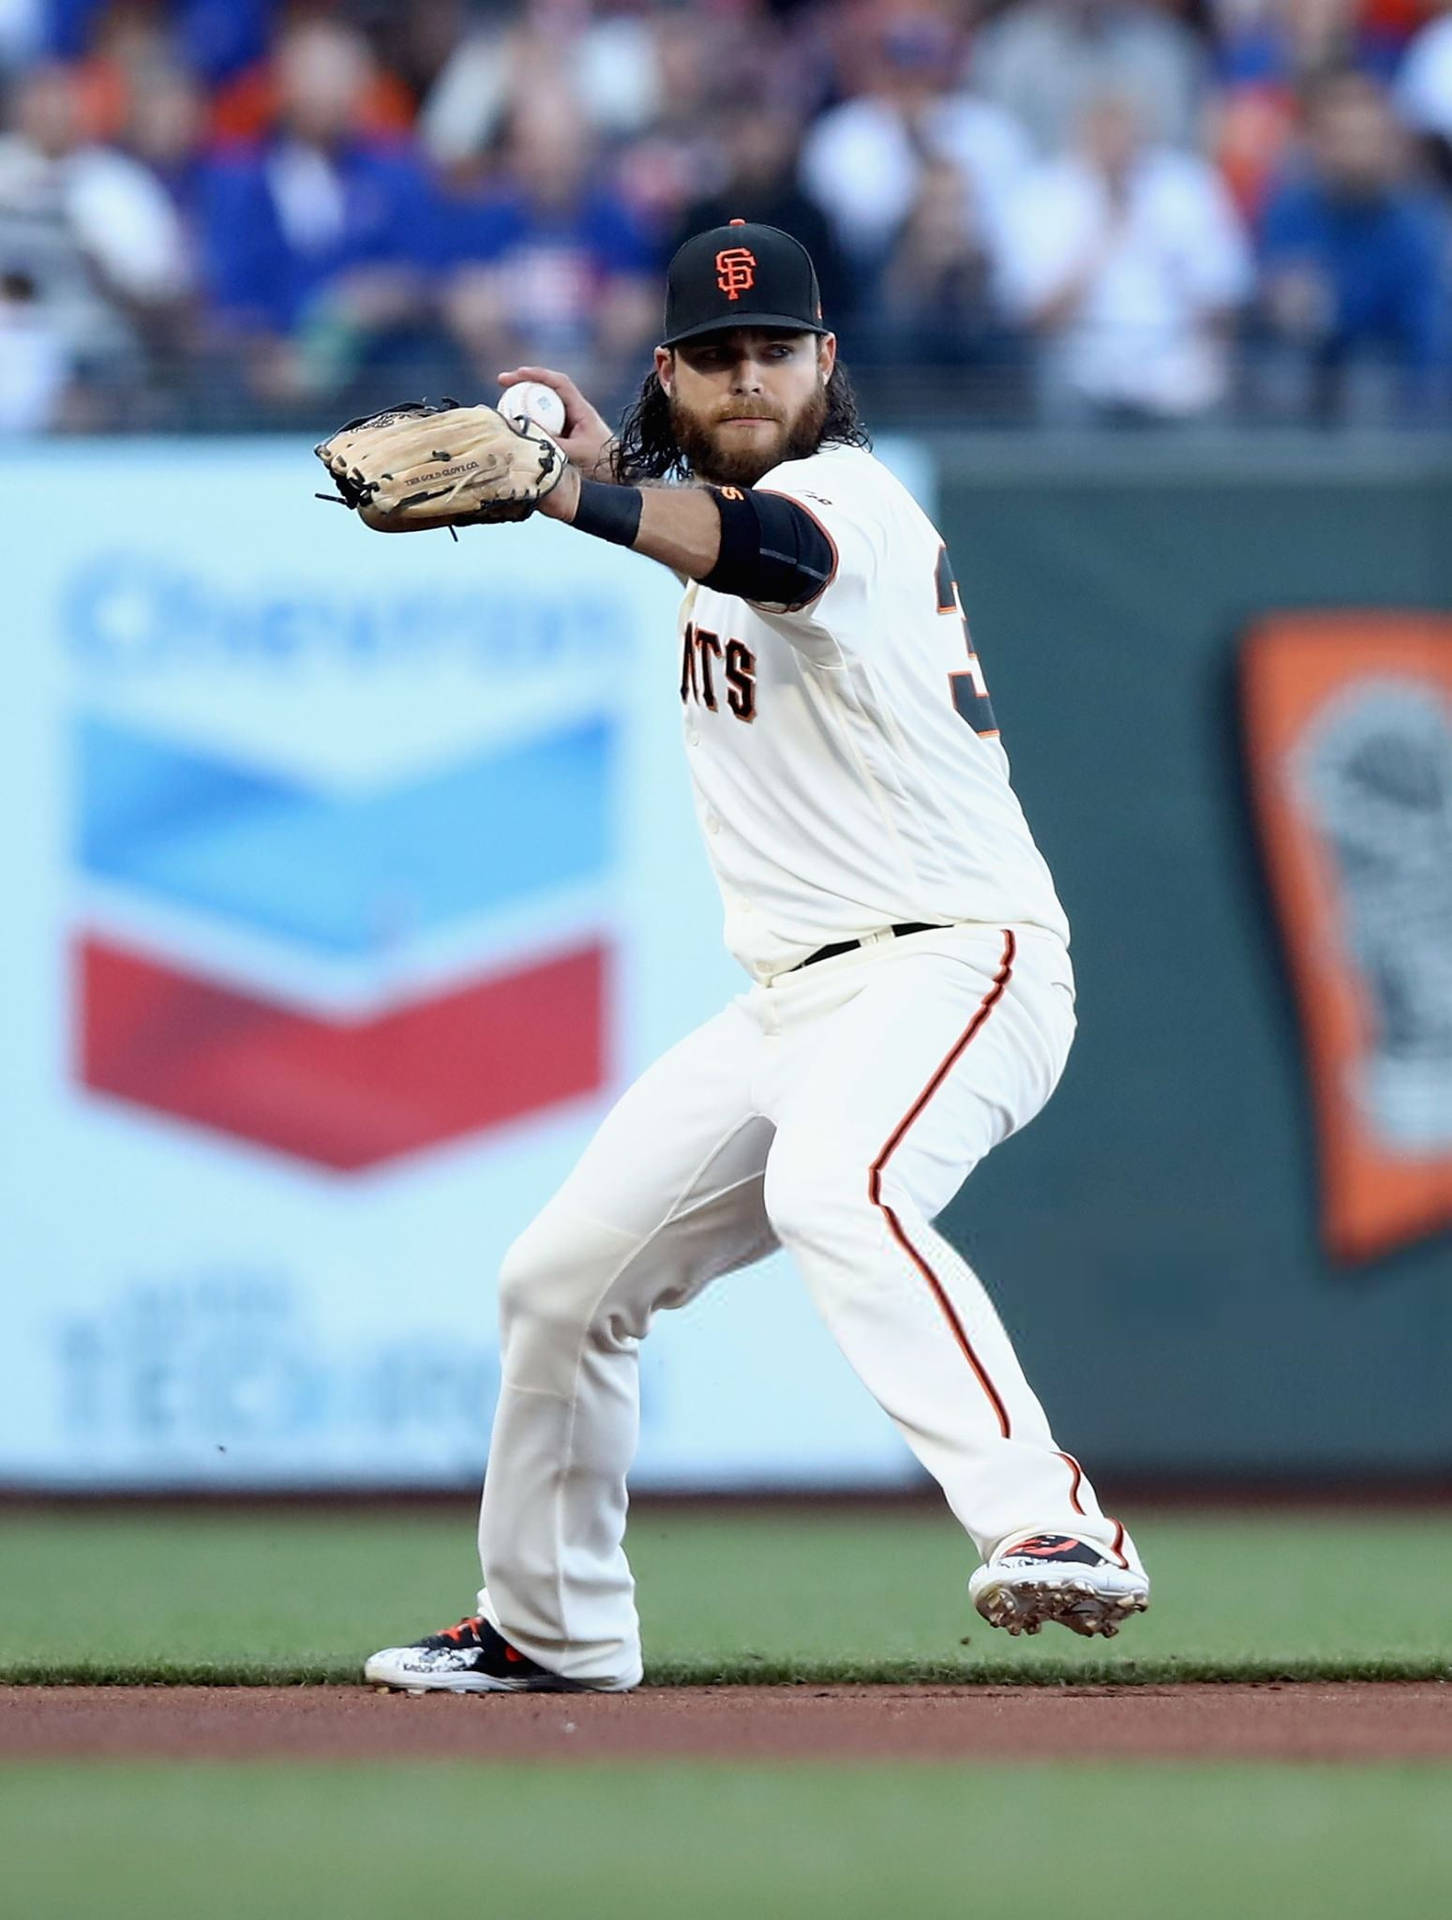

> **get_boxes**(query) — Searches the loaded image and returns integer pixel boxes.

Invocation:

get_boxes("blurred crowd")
[4,0,1452,432]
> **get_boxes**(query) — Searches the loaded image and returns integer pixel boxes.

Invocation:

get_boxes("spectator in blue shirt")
[1258,70,1447,420]
[430,88,658,411]
[46,0,275,84]
[196,16,433,407]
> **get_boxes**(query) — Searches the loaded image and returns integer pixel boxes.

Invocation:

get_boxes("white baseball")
[500,380,567,437]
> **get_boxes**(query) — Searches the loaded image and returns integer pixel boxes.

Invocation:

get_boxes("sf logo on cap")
[716,247,757,300]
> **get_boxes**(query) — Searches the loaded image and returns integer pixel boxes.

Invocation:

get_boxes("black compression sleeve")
[701,487,836,609]
[571,477,644,546]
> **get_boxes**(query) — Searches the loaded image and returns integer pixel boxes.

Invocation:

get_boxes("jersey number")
[936,547,998,739]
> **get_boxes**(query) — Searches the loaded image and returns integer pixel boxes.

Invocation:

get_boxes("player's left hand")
[314,398,566,532]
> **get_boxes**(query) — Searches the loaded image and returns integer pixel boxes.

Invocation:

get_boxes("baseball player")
[331,222,1149,1694]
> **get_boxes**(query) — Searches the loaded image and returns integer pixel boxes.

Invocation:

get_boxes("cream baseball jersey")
[679,443,1070,980]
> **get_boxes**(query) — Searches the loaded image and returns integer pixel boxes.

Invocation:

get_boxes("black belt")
[792,923,947,972]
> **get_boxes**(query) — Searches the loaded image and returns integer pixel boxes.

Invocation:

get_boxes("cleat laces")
[420,1615,487,1652]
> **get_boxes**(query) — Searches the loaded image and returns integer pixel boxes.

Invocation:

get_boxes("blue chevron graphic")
[76,714,612,956]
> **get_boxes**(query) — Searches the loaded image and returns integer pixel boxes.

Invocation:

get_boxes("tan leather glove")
[315,399,566,532]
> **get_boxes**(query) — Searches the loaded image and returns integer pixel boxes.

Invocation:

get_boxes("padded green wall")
[932,436,1452,1472]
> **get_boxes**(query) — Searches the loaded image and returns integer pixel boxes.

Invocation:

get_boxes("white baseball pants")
[476,922,1132,1688]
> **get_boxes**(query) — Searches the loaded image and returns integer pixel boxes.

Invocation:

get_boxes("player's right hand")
[497,367,616,479]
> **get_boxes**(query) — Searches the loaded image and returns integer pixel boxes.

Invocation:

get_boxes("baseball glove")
[314,398,565,532]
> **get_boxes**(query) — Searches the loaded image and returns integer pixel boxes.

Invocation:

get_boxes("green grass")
[4,1760,1451,1919]
[11,1511,1445,1919]
[3,1506,1450,1686]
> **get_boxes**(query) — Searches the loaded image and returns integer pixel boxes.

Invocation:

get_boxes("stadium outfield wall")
[932,432,1452,1477]
[0,432,1448,1490]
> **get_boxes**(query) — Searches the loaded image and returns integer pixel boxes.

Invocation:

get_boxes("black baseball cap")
[661,220,828,348]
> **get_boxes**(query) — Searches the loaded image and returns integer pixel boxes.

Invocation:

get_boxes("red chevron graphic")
[77,936,607,1171]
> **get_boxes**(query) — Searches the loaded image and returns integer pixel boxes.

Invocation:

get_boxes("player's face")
[657,329,837,487]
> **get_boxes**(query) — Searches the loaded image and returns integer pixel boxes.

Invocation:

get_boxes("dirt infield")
[1,1684,1447,1763]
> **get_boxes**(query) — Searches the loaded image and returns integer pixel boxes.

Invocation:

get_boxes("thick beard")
[668,379,830,486]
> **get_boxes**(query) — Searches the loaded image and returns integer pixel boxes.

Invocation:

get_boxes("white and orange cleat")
[968,1532,1150,1639]
[364,1615,590,1694]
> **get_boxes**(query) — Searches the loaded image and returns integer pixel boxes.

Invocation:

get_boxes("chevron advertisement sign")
[75,709,611,1169]
[0,440,928,1491]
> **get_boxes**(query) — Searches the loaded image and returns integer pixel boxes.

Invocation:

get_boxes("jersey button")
[686,726,701,746]
[705,812,721,835]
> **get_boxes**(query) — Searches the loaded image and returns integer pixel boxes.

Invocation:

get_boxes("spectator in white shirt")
[0,63,190,309]
[973,0,1207,155]
[799,9,1030,273]
[421,0,665,166]
[1397,0,1452,181]
[0,61,190,418]
[995,90,1253,419]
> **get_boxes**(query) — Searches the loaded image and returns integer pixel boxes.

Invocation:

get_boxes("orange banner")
[1242,612,1452,1263]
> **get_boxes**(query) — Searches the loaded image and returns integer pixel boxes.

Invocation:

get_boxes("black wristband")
[571,477,643,547]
